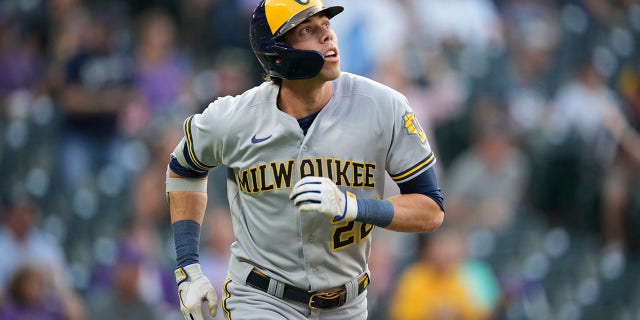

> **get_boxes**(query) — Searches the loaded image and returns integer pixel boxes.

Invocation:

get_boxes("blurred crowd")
[0,0,639,319]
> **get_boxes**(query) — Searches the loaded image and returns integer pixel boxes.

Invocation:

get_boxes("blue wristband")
[355,199,394,227]
[172,220,201,266]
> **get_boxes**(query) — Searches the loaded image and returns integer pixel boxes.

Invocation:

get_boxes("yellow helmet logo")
[264,0,326,37]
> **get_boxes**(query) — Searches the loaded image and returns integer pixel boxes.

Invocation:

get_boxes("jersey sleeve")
[170,101,227,175]
[385,94,436,184]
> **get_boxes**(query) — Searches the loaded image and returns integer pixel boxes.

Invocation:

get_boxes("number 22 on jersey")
[331,221,374,251]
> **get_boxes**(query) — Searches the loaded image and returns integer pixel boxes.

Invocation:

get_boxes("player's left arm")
[385,167,444,232]
[385,193,443,232]
[290,166,443,232]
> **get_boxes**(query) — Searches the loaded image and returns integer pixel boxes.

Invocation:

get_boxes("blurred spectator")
[200,208,234,320]
[88,238,156,320]
[601,159,638,254]
[443,103,531,235]
[0,195,84,319]
[0,15,46,101]
[0,266,64,320]
[178,0,250,65]
[490,3,561,221]
[326,0,409,77]
[598,63,640,255]
[407,0,504,58]
[365,230,404,320]
[191,47,257,113]
[53,4,134,192]
[498,0,560,138]
[211,47,256,98]
[123,7,193,137]
[45,0,88,62]
[549,59,620,165]
[88,220,178,319]
[124,221,178,313]
[132,121,182,227]
[389,227,500,320]
[540,58,622,233]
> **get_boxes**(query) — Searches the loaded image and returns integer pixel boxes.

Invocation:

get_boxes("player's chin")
[320,65,341,81]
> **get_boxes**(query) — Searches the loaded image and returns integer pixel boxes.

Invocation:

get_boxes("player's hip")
[221,277,368,320]
[228,249,370,289]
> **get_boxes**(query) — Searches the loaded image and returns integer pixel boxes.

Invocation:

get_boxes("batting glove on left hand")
[290,176,358,222]
[175,263,218,320]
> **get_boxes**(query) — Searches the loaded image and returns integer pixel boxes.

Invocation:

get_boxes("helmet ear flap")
[270,45,325,80]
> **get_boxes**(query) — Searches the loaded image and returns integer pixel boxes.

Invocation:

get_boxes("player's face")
[283,14,340,81]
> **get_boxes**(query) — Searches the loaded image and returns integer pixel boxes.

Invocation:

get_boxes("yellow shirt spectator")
[390,227,497,320]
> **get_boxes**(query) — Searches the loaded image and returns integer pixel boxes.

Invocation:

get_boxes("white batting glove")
[290,176,358,222]
[175,263,218,320]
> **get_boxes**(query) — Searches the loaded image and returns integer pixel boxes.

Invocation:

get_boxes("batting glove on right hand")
[290,176,358,222]
[175,263,218,320]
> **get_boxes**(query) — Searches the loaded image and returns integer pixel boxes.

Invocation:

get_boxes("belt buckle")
[308,292,322,310]
[308,290,344,310]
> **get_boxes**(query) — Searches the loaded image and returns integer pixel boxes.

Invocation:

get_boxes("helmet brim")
[273,5,343,39]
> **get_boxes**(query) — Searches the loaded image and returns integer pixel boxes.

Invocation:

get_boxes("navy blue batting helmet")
[249,0,343,80]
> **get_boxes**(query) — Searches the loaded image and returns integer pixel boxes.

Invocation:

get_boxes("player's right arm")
[166,110,224,320]
[168,170,207,225]
[167,164,218,320]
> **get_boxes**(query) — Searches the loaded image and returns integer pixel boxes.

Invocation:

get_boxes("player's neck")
[278,80,333,120]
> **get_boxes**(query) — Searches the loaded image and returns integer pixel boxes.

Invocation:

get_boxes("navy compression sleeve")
[398,167,445,211]
[172,220,201,266]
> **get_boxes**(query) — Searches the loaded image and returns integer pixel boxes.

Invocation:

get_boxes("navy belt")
[246,269,370,310]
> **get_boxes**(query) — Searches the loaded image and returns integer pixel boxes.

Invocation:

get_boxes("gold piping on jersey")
[222,278,232,320]
[390,152,435,182]
[184,115,215,171]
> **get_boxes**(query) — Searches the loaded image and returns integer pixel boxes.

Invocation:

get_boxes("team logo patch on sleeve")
[402,112,426,144]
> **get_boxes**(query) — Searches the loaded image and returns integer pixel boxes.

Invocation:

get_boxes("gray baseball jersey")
[171,72,435,291]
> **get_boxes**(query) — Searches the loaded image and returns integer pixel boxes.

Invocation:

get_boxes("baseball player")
[166,0,445,319]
